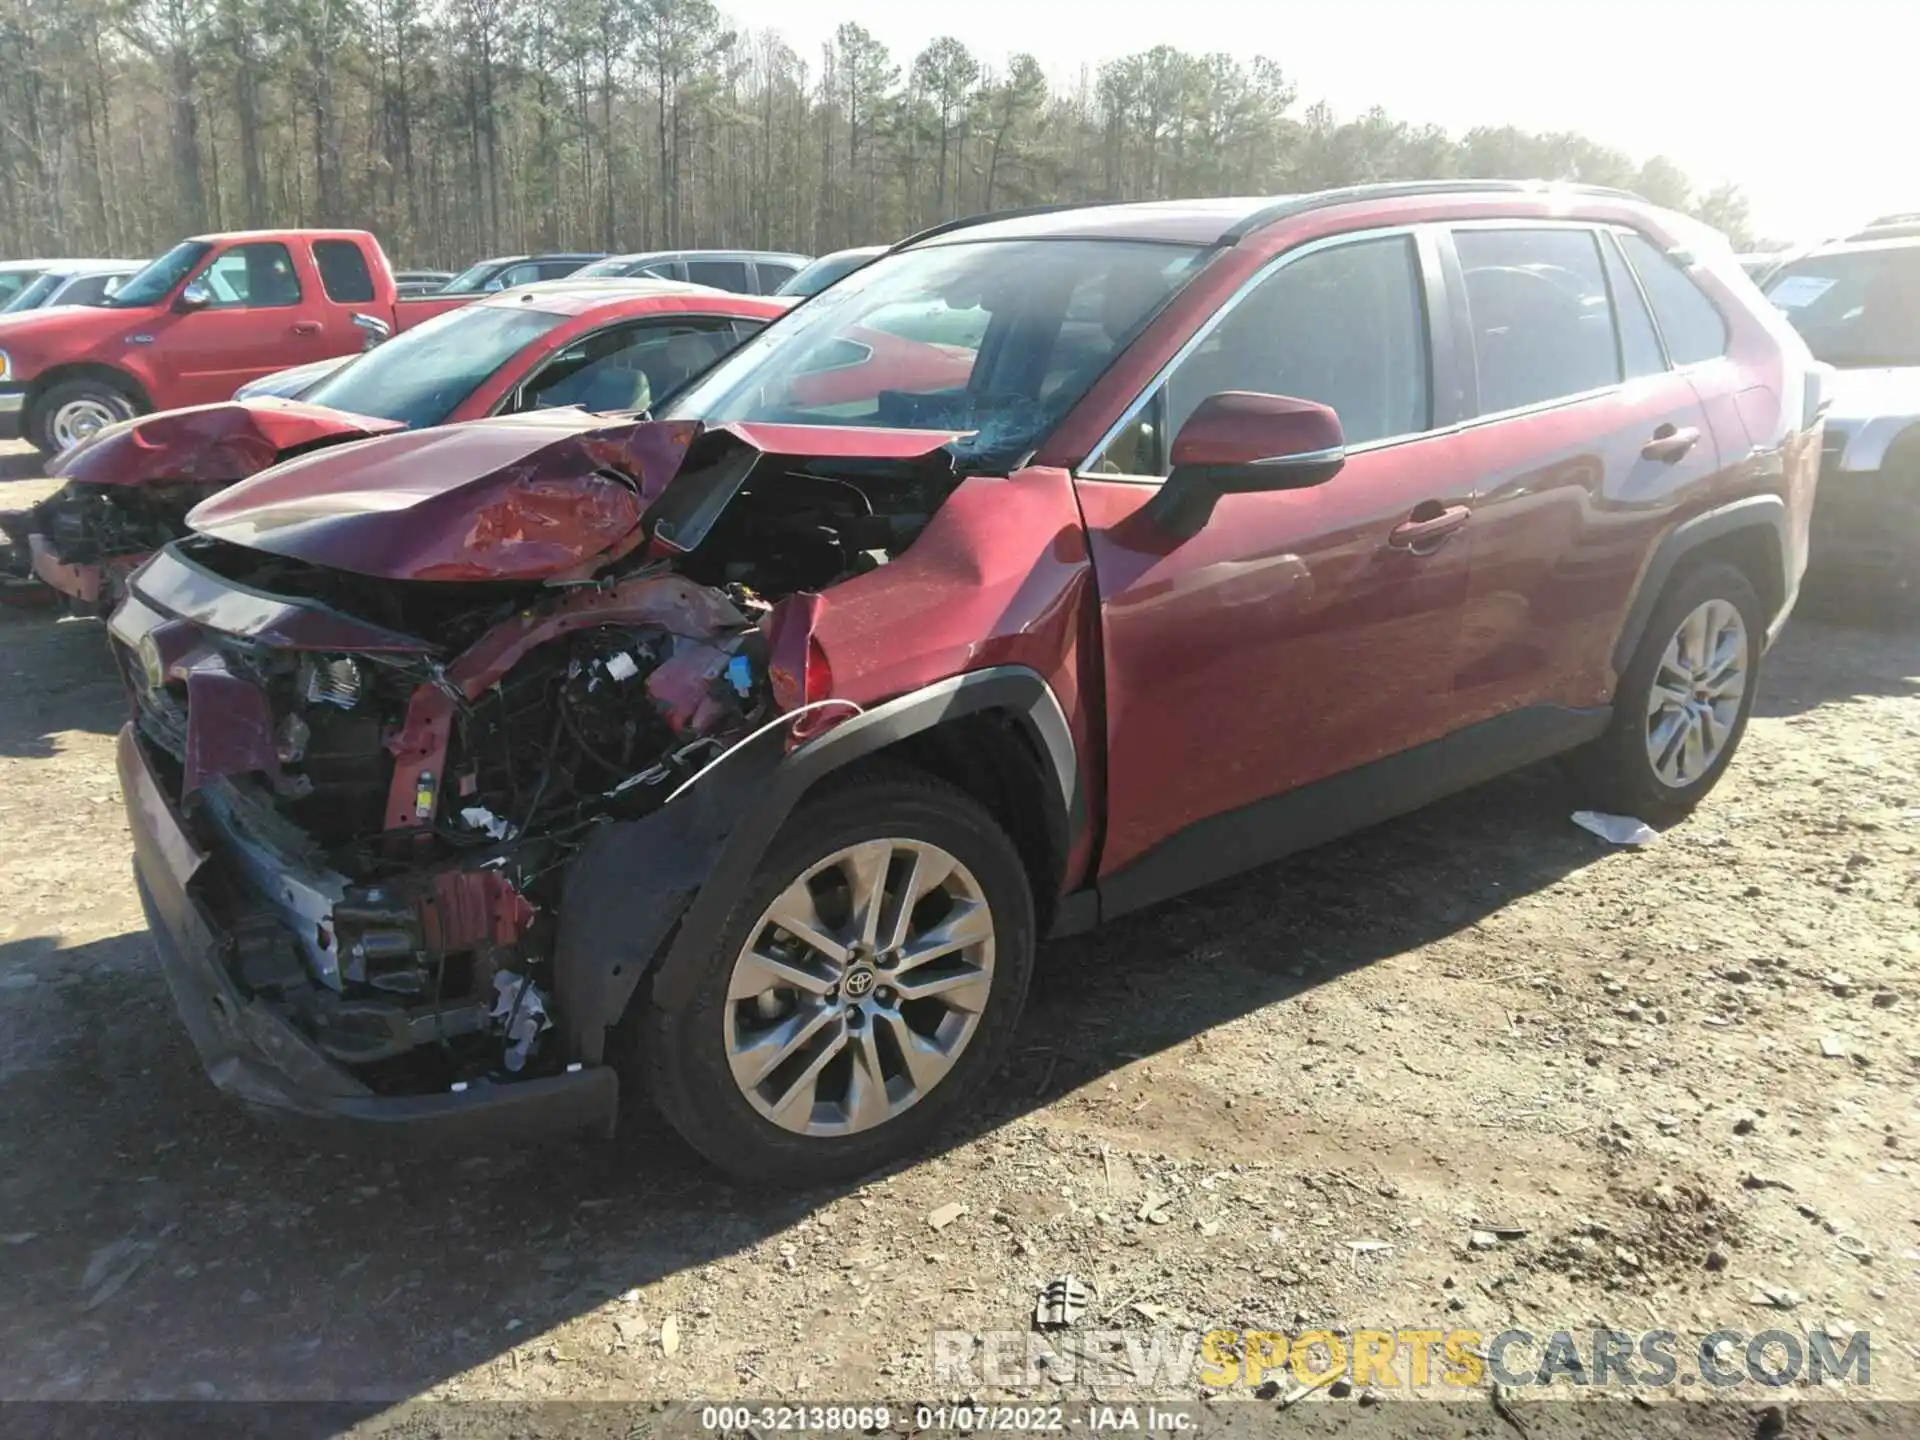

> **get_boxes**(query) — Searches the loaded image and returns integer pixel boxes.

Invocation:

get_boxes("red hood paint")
[51,400,404,489]
[185,412,969,583]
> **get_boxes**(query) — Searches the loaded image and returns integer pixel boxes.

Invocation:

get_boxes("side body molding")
[552,666,1082,1062]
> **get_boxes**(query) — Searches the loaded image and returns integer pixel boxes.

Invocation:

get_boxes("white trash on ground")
[1571,810,1660,846]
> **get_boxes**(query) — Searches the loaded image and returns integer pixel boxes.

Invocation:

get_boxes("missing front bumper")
[118,724,619,1146]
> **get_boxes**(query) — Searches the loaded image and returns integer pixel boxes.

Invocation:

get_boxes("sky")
[717,0,1914,246]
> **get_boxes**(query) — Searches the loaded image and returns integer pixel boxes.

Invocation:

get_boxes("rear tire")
[1573,560,1764,823]
[28,378,139,459]
[635,765,1036,1186]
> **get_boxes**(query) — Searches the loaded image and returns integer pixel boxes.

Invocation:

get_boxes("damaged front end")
[3,400,400,612]
[111,411,966,1140]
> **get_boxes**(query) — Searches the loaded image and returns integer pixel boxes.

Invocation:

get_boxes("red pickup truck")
[0,229,471,456]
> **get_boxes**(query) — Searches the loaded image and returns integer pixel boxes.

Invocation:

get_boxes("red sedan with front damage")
[0,279,795,611]
[106,184,1821,1182]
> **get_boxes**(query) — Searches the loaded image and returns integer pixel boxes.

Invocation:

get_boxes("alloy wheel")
[1645,598,1749,788]
[723,837,996,1137]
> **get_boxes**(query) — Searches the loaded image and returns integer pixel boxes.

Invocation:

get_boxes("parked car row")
[29,180,1833,1187]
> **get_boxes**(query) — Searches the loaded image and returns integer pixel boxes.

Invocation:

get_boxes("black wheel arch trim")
[1611,494,1789,675]
[552,665,1082,1063]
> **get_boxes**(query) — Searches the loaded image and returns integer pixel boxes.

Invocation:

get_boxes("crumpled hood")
[185,410,968,583]
[51,399,404,489]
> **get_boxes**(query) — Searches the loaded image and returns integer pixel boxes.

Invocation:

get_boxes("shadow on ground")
[1,611,1916,1401]
[0,755,1596,1403]
[0,608,118,758]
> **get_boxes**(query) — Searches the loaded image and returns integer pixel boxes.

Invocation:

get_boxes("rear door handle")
[1642,423,1701,462]
[291,320,322,336]
[1389,503,1471,553]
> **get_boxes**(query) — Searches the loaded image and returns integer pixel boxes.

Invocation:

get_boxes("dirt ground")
[1,445,1915,1432]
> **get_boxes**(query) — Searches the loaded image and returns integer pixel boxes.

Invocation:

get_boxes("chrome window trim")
[1077,224,1438,484]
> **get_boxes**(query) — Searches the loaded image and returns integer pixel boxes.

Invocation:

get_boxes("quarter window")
[1456,228,1620,414]
[313,240,376,304]
[200,242,302,308]
[1617,231,1729,366]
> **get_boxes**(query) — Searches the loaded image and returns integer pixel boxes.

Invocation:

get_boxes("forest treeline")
[0,0,1758,267]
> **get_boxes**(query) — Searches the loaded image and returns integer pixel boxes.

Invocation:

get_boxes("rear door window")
[1598,232,1668,379]
[1455,227,1620,414]
[687,259,752,292]
[313,240,377,304]
[1616,231,1729,366]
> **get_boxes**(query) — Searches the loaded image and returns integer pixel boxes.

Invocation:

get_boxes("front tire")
[1574,560,1764,822]
[636,765,1036,1185]
[28,378,139,459]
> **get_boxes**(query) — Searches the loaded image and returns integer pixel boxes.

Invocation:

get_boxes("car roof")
[476,276,793,318]
[903,180,1652,249]
[1792,235,1920,262]
[44,260,144,276]
[595,249,810,265]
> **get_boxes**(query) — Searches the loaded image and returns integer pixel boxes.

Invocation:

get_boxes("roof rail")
[888,180,1653,254]
[1216,178,1651,245]
[889,200,1134,252]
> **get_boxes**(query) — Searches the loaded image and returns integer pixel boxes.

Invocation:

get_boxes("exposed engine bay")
[114,425,963,1094]
[1,481,224,602]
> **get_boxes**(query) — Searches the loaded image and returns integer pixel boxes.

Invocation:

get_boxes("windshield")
[776,252,878,297]
[302,303,567,427]
[667,239,1202,466]
[1764,248,1920,369]
[439,258,516,295]
[107,241,212,308]
[0,269,47,305]
[3,273,64,312]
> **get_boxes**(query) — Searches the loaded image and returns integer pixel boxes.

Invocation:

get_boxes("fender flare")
[552,665,1082,1062]
[1610,494,1789,674]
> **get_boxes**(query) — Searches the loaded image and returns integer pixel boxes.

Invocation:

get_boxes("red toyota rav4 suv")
[108,183,1822,1183]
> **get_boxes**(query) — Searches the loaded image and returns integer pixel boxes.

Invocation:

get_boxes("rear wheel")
[1574,560,1764,822]
[28,378,139,458]
[636,766,1035,1185]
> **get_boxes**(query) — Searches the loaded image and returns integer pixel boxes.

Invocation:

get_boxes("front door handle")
[1642,423,1701,463]
[1389,503,1471,554]
[291,320,322,336]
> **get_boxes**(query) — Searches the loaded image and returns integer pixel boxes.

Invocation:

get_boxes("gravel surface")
[1,448,1914,1431]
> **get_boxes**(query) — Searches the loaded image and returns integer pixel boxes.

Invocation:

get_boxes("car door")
[1074,228,1485,896]
[1444,223,1723,726]
[151,240,332,405]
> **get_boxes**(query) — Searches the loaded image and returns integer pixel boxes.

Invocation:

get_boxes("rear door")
[1076,228,1485,893]
[1444,223,1723,723]
[151,239,334,404]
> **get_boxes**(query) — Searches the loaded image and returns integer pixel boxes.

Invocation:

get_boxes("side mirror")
[1143,392,1346,539]
[352,313,393,350]
[176,281,212,311]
